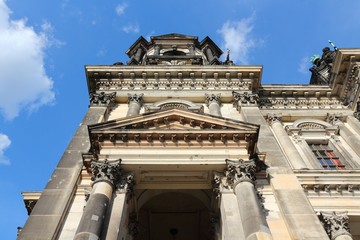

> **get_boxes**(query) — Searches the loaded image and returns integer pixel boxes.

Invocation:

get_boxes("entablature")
[85,65,262,96]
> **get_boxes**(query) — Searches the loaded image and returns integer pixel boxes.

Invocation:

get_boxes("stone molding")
[354,101,360,121]
[258,97,346,110]
[144,99,203,113]
[90,159,122,186]
[301,183,358,193]
[89,91,116,106]
[205,93,221,106]
[318,211,352,240]
[341,63,360,108]
[127,93,144,104]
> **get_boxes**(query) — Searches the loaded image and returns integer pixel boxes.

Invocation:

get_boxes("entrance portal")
[137,191,212,240]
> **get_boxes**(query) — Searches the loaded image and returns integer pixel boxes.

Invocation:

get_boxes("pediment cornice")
[88,109,259,157]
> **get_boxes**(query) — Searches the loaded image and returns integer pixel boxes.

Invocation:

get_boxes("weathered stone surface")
[30,189,73,215]
[17,215,62,240]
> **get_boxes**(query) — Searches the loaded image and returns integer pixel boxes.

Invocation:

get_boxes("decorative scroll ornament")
[232,91,259,106]
[225,159,257,188]
[127,93,144,104]
[90,159,122,186]
[90,92,116,105]
[205,93,221,106]
[318,211,352,240]
[265,113,282,126]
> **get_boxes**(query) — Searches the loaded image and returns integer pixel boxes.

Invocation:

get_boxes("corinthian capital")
[265,113,282,126]
[91,159,122,186]
[232,91,259,106]
[127,93,144,104]
[225,159,257,187]
[318,211,352,240]
[205,93,221,106]
[90,92,116,105]
[326,113,343,125]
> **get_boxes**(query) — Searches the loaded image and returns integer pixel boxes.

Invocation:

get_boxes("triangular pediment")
[89,109,259,133]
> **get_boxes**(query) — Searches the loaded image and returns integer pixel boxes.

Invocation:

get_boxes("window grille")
[309,144,345,170]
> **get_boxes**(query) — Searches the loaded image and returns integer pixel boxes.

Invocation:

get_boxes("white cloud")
[0,0,55,120]
[298,56,310,75]
[116,3,127,16]
[217,16,257,64]
[122,23,139,34]
[0,133,11,165]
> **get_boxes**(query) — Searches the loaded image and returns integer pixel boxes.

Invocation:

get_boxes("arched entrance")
[136,190,212,240]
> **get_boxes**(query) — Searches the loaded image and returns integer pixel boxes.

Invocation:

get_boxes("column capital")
[90,92,116,106]
[127,93,144,104]
[91,159,122,187]
[225,159,257,187]
[232,91,259,108]
[265,113,282,126]
[205,93,221,106]
[318,211,352,240]
[326,113,343,125]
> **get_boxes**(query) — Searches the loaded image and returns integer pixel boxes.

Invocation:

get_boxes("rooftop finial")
[226,49,230,62]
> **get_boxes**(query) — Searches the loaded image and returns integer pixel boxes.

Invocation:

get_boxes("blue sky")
[1,0,360,238]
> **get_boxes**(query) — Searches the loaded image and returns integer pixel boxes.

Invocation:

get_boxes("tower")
[19,34,360,240]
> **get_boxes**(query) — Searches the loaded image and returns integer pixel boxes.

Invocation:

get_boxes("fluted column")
[74,159,121,240]
[327,113,360,158]
[127,93,143,116]
[205,93,222,117]
[266,114,308,169]
[225,159,272,240]
[319,211,353,240]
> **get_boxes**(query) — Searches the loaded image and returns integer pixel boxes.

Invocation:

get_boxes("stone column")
[327,113,360,158]
[205,93,222,117]
[127,93,144,116]
[319,211,353,240]
[74,159,121,240]
[102,173,135,240]
[266,114,308,169]
[225,159,273,240]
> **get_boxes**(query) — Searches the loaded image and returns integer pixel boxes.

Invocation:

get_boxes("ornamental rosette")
[90,159,122,186]
[225,159,256,187]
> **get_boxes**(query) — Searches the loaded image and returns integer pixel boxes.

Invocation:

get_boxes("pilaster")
[127,93,144,116]
[205,93,222,117]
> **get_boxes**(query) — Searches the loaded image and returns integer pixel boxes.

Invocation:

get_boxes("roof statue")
[309,40,337,85]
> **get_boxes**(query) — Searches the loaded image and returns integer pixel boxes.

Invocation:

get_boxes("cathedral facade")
[19,34,360,240]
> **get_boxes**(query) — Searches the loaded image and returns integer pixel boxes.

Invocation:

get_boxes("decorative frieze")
[318,211,352,240]
[90,159,122,186]
[258,97,346,109]
[301,184,359,193]
[89,91,116,105]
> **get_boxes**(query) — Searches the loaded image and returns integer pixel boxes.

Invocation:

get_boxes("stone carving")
[90,159,122,186]
[341,64,359,107]
[318,211,352,240]
[258,97,345,109]
[265,113,282,126]
[117,173,135,202]
[127,93,144,104]
[89,92,116,105]
[326,113,342,125]
[224,159,257,187]
[212,173,222,199]
[205,93,221,106]
[297,122,326,129]
[232,91,259,106]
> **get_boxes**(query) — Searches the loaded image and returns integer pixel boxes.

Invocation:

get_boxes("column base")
[74,232,100,240]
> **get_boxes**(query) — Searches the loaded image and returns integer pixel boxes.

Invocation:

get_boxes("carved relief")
[224,159,257,187]
[318,211,352,240]
[205,93,221,106]
[90,92,116,105]
[265,113,282,126]
[326,113,343,125]
[232,91,259,108]
[90,159,122,186]
[127,93,144,104]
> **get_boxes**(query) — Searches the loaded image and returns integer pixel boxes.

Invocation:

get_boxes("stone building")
[18,33,360,240]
